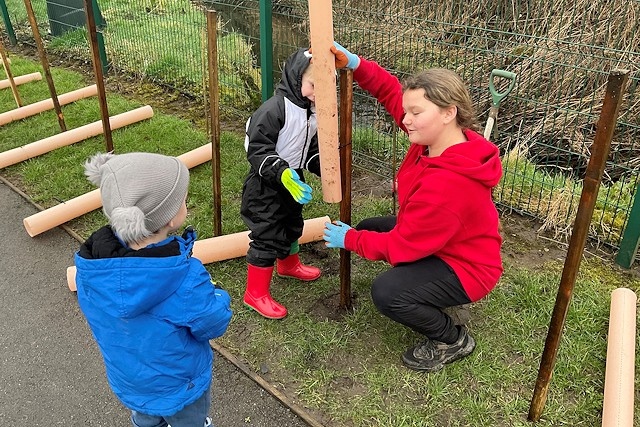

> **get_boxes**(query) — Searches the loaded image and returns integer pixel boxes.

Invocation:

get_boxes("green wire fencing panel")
[1,0,262,119]
[95,0,261,115]
[46,0,95,37]
[2,0,97,60]
[225,0,638,252]
[2,0,50,40]
[324,0,640,251]
[2,0,639,254]
[99,0,206,94]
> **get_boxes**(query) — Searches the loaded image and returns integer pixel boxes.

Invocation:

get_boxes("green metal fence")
[1,0,639,257]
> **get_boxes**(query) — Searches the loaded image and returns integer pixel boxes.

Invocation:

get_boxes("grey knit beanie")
[84,152,190,244]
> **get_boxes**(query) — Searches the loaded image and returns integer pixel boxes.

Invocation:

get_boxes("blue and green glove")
[323,221,352,249]
[331,42,360,69]
[281,168,312,204]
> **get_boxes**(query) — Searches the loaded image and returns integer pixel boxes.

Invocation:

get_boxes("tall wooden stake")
[391,122,398,215]
[23,0,66,132]
[0,39,22,107]
[206,10,222,237]
[338,69,353,310]
[308,0,341,203]
[84,0,112,152]
[528,69,629,422]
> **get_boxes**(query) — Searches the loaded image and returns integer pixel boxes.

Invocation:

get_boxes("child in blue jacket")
[74,152,232,427]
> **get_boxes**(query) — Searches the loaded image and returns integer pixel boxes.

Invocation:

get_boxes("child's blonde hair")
[402,68,479,131]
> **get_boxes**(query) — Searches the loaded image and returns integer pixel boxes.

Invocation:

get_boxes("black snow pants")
[241,170,304,267]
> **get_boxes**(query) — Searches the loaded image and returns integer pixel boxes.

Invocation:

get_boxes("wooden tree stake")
[308,0,341,203]
[528,69,629,421]
[23,0,66,132]
[0,39,22,107]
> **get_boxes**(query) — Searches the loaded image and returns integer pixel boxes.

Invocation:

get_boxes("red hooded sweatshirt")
[344,58,503,302]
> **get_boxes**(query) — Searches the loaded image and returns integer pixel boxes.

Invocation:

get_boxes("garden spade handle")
[483,69,517,140]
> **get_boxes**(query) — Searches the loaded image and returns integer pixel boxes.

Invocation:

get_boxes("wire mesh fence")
[1,0,639,253]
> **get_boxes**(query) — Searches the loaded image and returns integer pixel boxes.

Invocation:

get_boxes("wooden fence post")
[206,9,222,237]
[528,69,629,422]
[339,68,353,310]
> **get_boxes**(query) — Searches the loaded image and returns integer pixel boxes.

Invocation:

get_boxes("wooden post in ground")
[23,0,66,132]
[528,69,629,421]
[0,39,22,107]
[338,69,353,310]
[206,9,222,237]
[392,123,398,214]
[83,0,113,152]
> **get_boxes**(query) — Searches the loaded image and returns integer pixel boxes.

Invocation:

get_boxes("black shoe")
[401,327,476,372]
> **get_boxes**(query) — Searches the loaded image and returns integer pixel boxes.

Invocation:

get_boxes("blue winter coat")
[74,226,232,416]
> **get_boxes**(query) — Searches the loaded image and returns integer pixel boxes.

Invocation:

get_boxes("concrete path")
[0,179,312,427]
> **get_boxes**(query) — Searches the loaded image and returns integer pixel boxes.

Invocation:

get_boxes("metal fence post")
[92,0,108,74]
[0,0,17,45]
[615,180,640,268]
[259,0,273,101]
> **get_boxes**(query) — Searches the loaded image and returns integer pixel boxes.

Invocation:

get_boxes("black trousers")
[241,171,304,267]
[356,216,471,344]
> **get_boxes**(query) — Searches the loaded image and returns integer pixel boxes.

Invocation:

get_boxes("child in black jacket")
[241,48,321,319]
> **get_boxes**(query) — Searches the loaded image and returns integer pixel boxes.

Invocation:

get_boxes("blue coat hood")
[76,226,196,319]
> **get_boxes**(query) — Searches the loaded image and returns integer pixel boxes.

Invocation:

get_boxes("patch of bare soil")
[500,213,569,270]
[500,210,640,280]
[308,291,358,322]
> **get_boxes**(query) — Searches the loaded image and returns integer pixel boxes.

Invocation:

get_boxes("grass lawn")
[2,53,640,426]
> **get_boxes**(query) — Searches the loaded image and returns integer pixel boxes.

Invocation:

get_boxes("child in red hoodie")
[323,43,503,372]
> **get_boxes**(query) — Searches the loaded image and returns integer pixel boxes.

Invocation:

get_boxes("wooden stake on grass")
[308,0,341,203]
[528,69,629,422]
[0,39,22,107]
[23,0,66,132]
[83,0,113,152]
[338,68,353,310]
[206,9,222,237]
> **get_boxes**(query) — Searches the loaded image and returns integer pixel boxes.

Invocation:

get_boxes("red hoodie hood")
[425,129,502,188]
